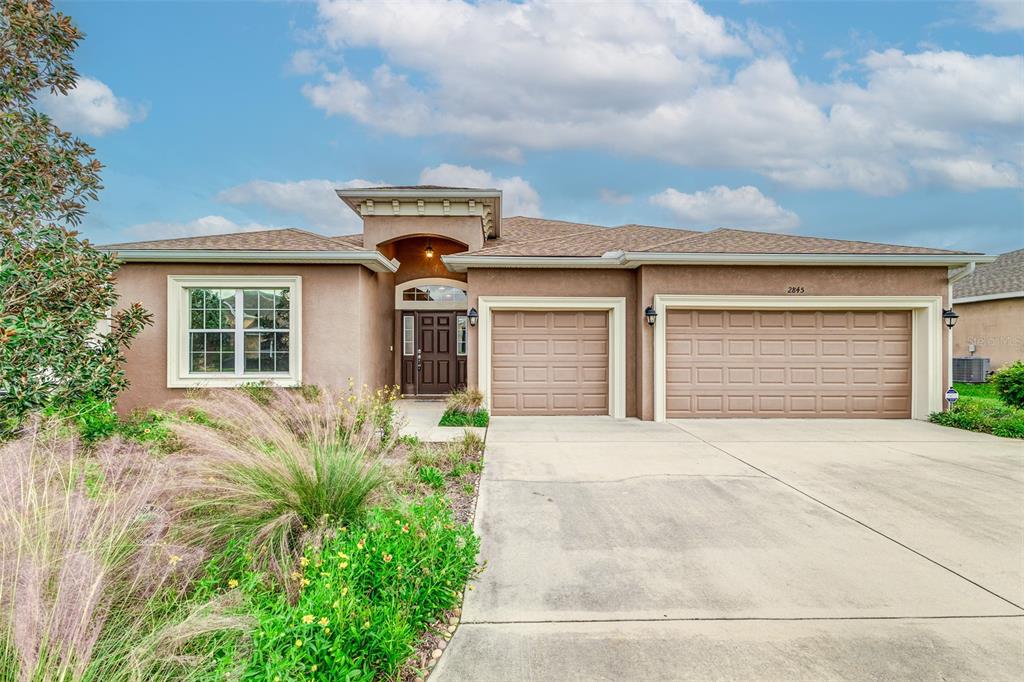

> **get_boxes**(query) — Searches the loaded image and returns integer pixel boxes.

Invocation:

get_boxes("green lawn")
[439,409,490,428]
[929,381,1024,439]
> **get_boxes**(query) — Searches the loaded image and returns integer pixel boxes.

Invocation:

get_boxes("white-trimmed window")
[456,315,468,356]
[402,315,415,356]
[167,276,301,387]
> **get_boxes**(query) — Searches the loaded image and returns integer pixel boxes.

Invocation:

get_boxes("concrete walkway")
[396,398,486,443]
[434,417,1024,681]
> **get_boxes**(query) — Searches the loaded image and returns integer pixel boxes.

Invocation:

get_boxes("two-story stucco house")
[103,186,993,421]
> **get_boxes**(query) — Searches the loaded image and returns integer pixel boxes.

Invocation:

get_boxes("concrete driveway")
[434,417,1024,681]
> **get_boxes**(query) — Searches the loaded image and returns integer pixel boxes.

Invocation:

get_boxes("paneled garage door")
[491,310,609,415]
[665,309,912,418]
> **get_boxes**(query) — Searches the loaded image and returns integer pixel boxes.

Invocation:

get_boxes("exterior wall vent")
[953,356,990,383]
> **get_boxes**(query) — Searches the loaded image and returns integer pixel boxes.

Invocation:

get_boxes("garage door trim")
[653,295,942,422]
[478,296,627,418]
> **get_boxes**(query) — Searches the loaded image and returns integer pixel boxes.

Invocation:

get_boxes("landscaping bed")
[437,388,490,428]
[0,386,485,681]
[929,373,1024,439]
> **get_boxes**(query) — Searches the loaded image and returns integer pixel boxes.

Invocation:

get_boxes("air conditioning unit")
[953,356,990,383]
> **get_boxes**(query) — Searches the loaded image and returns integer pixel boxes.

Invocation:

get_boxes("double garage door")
[666,309,912,418]
[489,307,912,419]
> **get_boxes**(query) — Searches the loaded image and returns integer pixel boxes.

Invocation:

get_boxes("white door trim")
[653,295,943,422]
[477,296,627,419]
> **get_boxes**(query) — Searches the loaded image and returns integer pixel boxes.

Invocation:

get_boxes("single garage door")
[666,309,912,418]
[491,310,608,415]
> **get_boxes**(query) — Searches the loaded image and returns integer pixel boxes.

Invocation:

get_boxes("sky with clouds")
[54,0,1023,253]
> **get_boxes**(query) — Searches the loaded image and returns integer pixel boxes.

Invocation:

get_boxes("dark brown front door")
[401,311,470,395]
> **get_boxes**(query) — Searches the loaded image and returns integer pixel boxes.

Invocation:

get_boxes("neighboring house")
[952,248,1024,371]
[103,186,992,421]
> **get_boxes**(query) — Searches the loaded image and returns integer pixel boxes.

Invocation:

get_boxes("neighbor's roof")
[953,248,1024,301]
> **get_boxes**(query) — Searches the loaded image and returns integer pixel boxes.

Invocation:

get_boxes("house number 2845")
[787,286,805,294]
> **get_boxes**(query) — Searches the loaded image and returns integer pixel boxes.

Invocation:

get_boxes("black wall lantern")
[467,307,479,327]
[424,241,434,259]
[942,308,959,330]
[644,305,658,327]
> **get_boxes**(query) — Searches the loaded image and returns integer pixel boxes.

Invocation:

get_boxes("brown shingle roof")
[102,228,357,252]
[633,228,970,255]
[473,222,701,257]
[954,248,1024,299]
[495,216,606,244]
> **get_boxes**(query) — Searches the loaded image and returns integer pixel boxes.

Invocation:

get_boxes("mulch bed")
[398,434,486,682]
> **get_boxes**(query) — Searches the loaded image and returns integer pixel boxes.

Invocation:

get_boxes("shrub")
[417,465,445,490]
[196,497,479,680]
[46,395,119,443]
[0,423,248,681]
[445,388,484,414]
[167,386,400,586]
[993,362,1024,409]
[929,400,1024,439]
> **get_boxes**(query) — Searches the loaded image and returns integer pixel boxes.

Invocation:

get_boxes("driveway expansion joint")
[486,473,767,484]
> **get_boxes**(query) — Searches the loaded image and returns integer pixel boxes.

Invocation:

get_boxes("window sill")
[168,374,301,389]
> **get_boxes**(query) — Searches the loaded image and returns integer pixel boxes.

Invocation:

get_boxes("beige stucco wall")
[364,216,484,252]
[636,265,951,419]
[113,262,392,414]
[465,268,640,417]
[953,298,1024,370]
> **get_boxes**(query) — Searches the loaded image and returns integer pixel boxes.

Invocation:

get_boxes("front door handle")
[416,348,422,373]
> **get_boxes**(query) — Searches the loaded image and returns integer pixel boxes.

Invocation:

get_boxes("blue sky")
[52,1,1023,253]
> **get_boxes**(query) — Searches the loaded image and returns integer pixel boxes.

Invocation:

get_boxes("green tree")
[0,0,152,435]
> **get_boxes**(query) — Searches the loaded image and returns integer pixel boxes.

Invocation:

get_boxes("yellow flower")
[290,571,301,580]
[338,562,348,569]
[363,620,370,629]
[340,526,347,533]
[341,586,349,596]
[301,578,310,587]
[294,639,302,647]
[337,551,349,559]
[227,579,239,589]
[299,557,310,566]
[401,524,410,533]
[357,538,365,550]
[332,600,339,608]
[382,553,392,563]
[168,554,182,566]
[311,664,318,672]
[324,627,331,634]
[324,582,332,590]
[318,617,329,626]
[302,614,315,624]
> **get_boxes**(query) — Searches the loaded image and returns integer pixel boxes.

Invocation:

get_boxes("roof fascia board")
[106,249,400,273]
[952,291,1024,304]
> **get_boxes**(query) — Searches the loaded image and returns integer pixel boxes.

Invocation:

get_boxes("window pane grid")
[187,287,290,375]
[456,315,468,356]
[402,316,414,356]
[401,285,467,303]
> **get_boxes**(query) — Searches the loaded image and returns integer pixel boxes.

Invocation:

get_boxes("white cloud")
[38,77,146,136]
[217,178,382,232]
[418,164,542,216]
[976,0,1024,32]
[599,188,633,205]
[911,158,1021,190]
[650,185,800,231]
[300,0,1023,196]
[126,215,284,239]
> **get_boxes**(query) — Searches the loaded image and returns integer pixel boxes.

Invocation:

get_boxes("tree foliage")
[0,0,152,435]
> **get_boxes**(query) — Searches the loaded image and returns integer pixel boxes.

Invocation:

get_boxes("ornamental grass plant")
[166,385,403,591]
